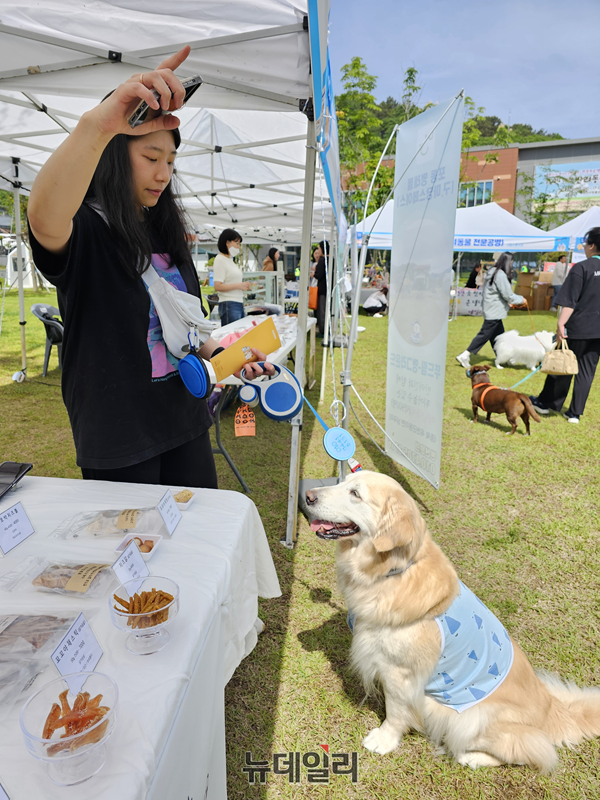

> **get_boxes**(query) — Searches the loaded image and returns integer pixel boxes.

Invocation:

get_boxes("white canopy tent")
[0,0,341,545]
[547,205,600,258]
[348,200,560,252]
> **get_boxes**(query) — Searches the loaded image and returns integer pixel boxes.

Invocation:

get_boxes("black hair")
[584,227,600,251]
[84,130,191,280]
[319,240,330,256]
[217,228,242,255]
[490,252,513,285]
[267,247,279,263]
[558,254,567,261]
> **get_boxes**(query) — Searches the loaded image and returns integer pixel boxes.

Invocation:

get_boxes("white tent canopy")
[349,200,559,253]
[547,205,600,245]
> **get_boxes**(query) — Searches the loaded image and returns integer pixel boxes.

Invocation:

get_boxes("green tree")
[0,189,29,235]
[336,56,382,175]
[515,167,578,230]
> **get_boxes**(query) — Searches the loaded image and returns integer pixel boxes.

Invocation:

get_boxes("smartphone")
[128,74,203,129]
[0,461,33,503]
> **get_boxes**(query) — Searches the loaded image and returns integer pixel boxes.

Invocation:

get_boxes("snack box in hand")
[173,489,195,511]
[114,534,162,561]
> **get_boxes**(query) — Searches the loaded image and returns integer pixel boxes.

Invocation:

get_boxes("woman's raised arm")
[28,46,191,254]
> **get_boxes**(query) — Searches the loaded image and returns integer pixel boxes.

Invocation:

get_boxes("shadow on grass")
[455,406,531,436]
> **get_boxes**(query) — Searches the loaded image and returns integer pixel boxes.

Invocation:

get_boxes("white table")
[0,477,281,800]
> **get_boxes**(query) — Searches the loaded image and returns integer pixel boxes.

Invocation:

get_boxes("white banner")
[385,94,464,488]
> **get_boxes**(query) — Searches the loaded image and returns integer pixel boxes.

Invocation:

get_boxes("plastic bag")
[0,613,77,722]
[0,556,115,599]
[51,506,171,540]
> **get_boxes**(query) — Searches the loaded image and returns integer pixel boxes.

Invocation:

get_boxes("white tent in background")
[348,200,559,252]
[547,206,600,260]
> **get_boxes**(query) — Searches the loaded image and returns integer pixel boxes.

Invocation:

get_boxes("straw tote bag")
[541,338,579,376]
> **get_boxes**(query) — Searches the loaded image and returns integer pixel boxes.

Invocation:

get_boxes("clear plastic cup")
[20,671,118,786]
[109,576,179,655]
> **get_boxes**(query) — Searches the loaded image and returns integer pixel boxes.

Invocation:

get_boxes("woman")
[262,247,279,272]
[212,228,251,326]
[456,253,526,368]
[465,262,482,289]
[530,228,600,423]
[27,46,270,488]
[313,241,329,336]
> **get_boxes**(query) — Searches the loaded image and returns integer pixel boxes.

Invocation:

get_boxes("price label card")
[112,541,149,593]
[51,613,103,694]
[157,490,182,536]
[0,502,35,556]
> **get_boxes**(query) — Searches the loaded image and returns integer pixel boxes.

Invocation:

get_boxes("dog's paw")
[457,751,503,769]
[495,363,504,369]
[362,726,400,755]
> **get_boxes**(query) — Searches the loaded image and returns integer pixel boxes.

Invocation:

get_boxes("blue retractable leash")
[239,362,303,421]
[303,396,356,461]
[178,332,211,398]
[466,364,542,391]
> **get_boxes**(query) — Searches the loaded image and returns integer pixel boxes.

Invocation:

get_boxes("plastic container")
[109,576,179,656]
[172,490,196,511]
[20,672,118,786]
[114,533,162,562]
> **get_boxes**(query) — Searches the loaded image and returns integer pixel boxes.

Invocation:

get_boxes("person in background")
[262,247,279,271]
[456,253,527,368]
[465,262,482,289]
[530,228,600,424]
[314,240,329,336]
[363,286,388,316]
[551,254,568,311]
[213,227,251,327]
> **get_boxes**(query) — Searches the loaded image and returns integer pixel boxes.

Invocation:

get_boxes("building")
[460,136,600,222]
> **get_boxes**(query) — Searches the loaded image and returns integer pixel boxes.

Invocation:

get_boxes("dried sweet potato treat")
[42,689,111,754]
[42,703,61,740]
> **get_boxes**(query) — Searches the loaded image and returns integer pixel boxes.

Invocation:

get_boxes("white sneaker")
[455,351,471,368]
[563,412,579,424]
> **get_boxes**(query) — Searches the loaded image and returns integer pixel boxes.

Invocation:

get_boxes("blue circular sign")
[322,427,356,461]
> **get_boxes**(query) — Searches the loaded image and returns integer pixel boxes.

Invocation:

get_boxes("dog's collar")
[384,559,414,578]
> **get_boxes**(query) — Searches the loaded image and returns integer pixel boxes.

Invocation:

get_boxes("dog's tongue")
[310,519,335,532]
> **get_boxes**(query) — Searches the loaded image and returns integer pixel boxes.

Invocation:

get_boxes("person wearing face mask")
[212,228,251,326]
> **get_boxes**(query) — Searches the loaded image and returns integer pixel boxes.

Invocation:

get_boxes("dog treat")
[0,615,71,651]
[113,588,174,629]
[174,489,193,504]
[124,537,154,552]
[32,563,109,594]
[41,690,111,755]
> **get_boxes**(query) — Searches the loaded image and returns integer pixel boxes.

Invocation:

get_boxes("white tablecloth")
[0,477,281,800]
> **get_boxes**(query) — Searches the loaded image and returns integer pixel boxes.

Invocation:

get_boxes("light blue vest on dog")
[426,581,514,713]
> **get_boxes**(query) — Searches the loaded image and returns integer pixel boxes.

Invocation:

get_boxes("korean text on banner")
[385,94,464,488]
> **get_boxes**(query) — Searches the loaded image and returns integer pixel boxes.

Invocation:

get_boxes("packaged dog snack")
[50,507,171,540]
[0,557,114,599]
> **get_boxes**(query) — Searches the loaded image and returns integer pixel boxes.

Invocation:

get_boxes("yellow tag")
[64,564,108,594]
[235,404,256,437]
[117,509,139,529]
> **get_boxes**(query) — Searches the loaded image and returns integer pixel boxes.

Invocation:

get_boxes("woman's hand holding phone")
[90,45,191,139]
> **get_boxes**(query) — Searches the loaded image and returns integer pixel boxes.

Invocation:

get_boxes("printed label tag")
[51,613,103,694]
[157,490,181,536]
[117,508,139,530]
[0,502,35,556]
[111,541,150,594]
[235,403,256,437]
[64,564,109,594]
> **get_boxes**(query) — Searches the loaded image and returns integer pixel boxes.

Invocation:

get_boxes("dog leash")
[509,364,542,389]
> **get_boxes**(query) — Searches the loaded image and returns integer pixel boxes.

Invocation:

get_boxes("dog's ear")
[373,497,417,552]
[483,364,491,371]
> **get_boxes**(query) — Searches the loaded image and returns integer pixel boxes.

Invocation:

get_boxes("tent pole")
[284,118,316,548]
[12,158,27,382]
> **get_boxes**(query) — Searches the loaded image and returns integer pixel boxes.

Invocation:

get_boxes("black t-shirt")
[465,268,479,289]
[28,203,211,469]
[555,256,600,339]
[314,255,327,296]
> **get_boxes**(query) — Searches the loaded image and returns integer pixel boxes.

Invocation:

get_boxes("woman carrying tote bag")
[530,227,600,423]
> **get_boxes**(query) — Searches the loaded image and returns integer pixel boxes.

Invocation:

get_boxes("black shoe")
[529,396,550,415]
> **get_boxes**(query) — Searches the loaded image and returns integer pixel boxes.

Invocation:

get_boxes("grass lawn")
[1,289,600,798]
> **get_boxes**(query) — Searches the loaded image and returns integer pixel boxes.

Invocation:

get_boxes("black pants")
[537,338,600,417]
[81,430,218,488]
[317,294,326,335]
[467,319,505,354]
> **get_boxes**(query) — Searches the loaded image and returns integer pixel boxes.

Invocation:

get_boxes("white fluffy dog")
[494,330,554,371]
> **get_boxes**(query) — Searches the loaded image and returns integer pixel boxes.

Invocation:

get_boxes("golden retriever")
[306,471,600,772]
